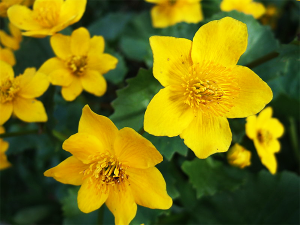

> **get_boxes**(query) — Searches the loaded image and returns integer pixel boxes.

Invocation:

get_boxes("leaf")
[104,51,128,85]
[13,205,52,224]
[110,68,162,131]
[120,36,150,61]
[182,157,249,198]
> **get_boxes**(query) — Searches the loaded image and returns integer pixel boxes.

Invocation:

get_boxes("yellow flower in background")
[0,0,31,17]
[146,0,203,28]
[246,107,284,174]
[220,0,266,19]
[0,23,22,50]
[0,47,16,66]
[0,60,49,125]
[0,126,11,170]
[39,27,118,101]
[227,143,251,169]
[44,105,172,225]
[260,4,280,29]
[7,0,87,37]
[144,17,272,159]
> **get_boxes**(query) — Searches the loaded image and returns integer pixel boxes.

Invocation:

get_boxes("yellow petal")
[9,22,22,42]
[0,102,13,125]
[62,133,106,164]
[78,105,118,153]
[88,36,104,55]
[144,86,194,137]
[20,29,53,38]
[38,57,66,76]
[0,60,14,83]
[127,167,172,209]
[0,140,11,170]
[225,66,273,118]
[7,5,42,30]
[13,97,47,122]
[254,139,277,174]
[0,30,19,50]
[71,27,90,56]
[0,47,16,66]
[44,156,87,185]
[106,185,137,225]
[80,70,106,97]
[245,115,257,140]
[150,4,176,28]
[244,2,266,19]
[0,126,4,134]
[87,54,118,75]
[149,36,193,87]
[61,77,83,101]
[58,0,87,26]
[257,106,272,126]
[49,69,73,87]
[114,127,163,169]
[264,118,284,139]
[17,69,49,99]
[192,17,248,67]
[180,113,232,159]
[50,34,72,60]
[176,1,203,24]
[77,179,109,213]
[227,143,251,169]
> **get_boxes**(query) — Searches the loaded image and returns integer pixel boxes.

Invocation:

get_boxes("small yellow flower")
[0,47,16,66]
[144,17,272,159]
[0,60,49,125]
[44,105,172,225]
[227,143,251,169]
[0,23,22,50]
[246,107,284,174]
[38,27,118,101]
[0,0,23,17]
[7,0,87,37]
[260,4,279,29]
[0,126,11,170]
[146,0,203,28]
[220,0,266,19]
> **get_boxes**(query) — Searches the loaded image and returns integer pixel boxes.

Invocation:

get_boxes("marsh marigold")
[146,0,203,28]
[0,23,22,51]
[0,60,49,125]
[220,0,266,19]
[227,143,251,169]
[7,0,87,37]
[39,27,118,101]
[246,107,284,174]
[0,47,16,66]
[44,105,172,225]
[0,0,33,17]
[144,17,272,159]
[0,126,11,170]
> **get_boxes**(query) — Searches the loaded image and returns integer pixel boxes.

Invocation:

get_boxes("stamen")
[33,1,60,28]
[0,78,19,103]
[66,55,88,76]
[257,129,272,145]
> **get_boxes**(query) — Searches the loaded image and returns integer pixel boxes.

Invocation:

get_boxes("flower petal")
[61,77,83,101]
[0,60,14,83]
[192,17,248,67]
[88,36,105,55]
[78,105,119,154]
[50,34,72,60]
[13,97,47,122]
[77,178,109,213]
[0,47,15,66]
[127,167,172,209]
[106,185,137,225]
[62,133,106,164]
[180,113,232,159]
[0,30,19,50]
[38,57,66,75]
[150,4,174,28]
[144,86,194,137]
[225,66,273,118]
[49,69,73,87]
[244,2,266,19]
[44,156,87,185]
[177,1,203,24]
[7,5,42,31]
[58,0,87,26]
[80,70,106,97]
[149,36,193,87]
[87,54,118,75]
[71,27,90,56]
[114,127,163,169]
[0,102,13,125]
[254,139,277,174]
[257,106,272,125]
[20,29,52,38]
[245,115,257,140]
[264,118,284,139]
[17,69,49,99]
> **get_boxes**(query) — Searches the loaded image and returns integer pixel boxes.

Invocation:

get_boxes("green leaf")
[13,205,52,224]
[110,68,162,131]
[104,51,128,85]
[120,36,150,61]
[194,171,300,224]
[182,157,249,198]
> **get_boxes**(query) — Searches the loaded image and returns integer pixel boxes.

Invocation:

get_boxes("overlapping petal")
[80,70,106,96]
[71,27,90,56]
[61,77,83,101]
[0,60,14,82]
[50,34,72,60]
[0,102,13,125]
[87,54,118,75]
[49,69,73,87]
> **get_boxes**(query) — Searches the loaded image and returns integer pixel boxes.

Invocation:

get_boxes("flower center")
[81,153,129,193]
[33,0,61,28]
[66,55,88,76]
[181,62,240,116]
[257,129,272,145]
[168,0,177,5]
[0,78,19,103]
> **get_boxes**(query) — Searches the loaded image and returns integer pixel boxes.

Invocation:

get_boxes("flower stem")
[0,129,39,138]
[246,51,279,69]
[288,117,300,164]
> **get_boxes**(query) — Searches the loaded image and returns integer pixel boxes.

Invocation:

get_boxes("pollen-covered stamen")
[33,1,60,28]
[67,55,88,76]
[257,129,272,145]
[0,78,19,103]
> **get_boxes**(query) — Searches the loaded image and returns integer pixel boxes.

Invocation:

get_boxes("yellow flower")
[38,27,118,101]
[0,60,49,125]
[0,0,23,17]
[144,17,272,159]
[227,143,251,169]
[146,0,203,28]
[44,105,172,225]
[7,0,87,37]
[0,23,22,50]
[220,0,266,19]
[260,4,279,29]
[246,107,284,174]
[0,126,11,170]
[0,47,16,66]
